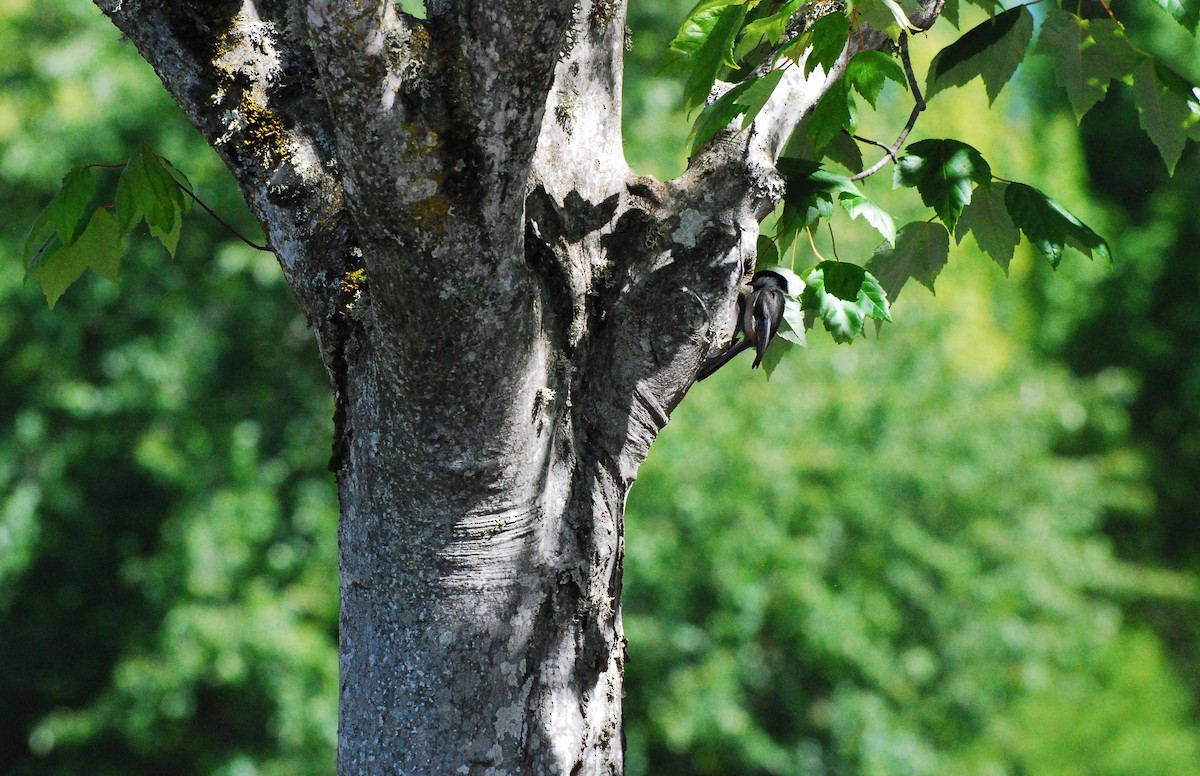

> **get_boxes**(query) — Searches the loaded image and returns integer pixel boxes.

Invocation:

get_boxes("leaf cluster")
[22,145,191,307]
[662,0,1200,368]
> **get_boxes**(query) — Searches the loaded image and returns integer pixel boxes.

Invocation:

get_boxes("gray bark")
[90,0,931,772]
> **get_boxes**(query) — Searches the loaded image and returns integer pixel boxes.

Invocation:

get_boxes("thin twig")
[174,180,274,252]
[849,33,925,182]
[851,132,898,165]
[96,158,274,253]
[1095,0,1120,25]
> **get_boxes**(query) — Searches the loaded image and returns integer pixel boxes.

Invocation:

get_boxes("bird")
[696,269,788,381]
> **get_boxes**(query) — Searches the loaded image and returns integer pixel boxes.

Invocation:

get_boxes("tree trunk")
[92,0,853,772]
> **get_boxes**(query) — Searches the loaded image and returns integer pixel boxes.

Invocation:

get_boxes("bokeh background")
[2,1,1198,774]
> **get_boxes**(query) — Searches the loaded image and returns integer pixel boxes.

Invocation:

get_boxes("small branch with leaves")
[850,33,924,182]
[658,0,1198,376]
[21,144,271,307]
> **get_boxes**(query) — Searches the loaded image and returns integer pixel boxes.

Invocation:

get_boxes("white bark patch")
[493,676,533,741]
[401,176,439,204]
[214,3,282,98]
[547,683,585,767]
[381,72,403,110]
[671,208,708,248]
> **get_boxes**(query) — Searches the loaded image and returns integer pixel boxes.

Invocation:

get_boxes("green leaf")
[1133,58,1200,174]
[866,220,950,303]
[687,69,784,155]
[51,167,96,243]
[1004,182,1111,268]
[117,146,159,230]
[804,12,850,77]
[779,304,807,346]
[759,334,795,377]
[801,260,890,343]
[688,80,755,155]
[941,0,960,28]
[774,204,806,257]
[117,144,188,254]
[158,157,195,214]
[756,233,781,268]
[30,208,123,308]
[824,130,865,173]
[736,0,805,59]
[845,50,907,109]
[850,0,921,40]
[838,192,896,244]
[23,166,95,268]
[666,2,750,113]
[22,211,59,274]
[735,67,786,128]
[894,138,992,233]
[782,120,863,172]
[955,181,1018,273]
[779,161,856,231]
[1034,10,1137,121]
[806,80,856,151]
[1149,0,1200,32]
[661,1,744,72]
[926,7,1034,105]
[150,210,183,258]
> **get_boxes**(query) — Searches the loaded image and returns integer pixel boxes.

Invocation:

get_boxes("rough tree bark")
[92,0,938,773]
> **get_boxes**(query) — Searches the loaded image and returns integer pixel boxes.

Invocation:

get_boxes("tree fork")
[90,0,862,772]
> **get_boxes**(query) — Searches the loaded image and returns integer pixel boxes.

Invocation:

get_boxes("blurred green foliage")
[1032,0,1200,721]
[625,269,1198,774]
[1,1,337,773]
[1,2,1198,775]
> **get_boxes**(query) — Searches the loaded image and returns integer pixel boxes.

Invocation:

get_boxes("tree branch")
[531,1,629,204]
[633,0,947,407]
[850,33,926,182]
[435,1,580,233]
[747,54,852,168]
[93,1,355,321]
[300,0,433,222]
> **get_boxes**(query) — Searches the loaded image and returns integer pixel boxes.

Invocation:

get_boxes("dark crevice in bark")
[163,1,241,63]
[525,187,579,358]
[325,311,352,473]
[325,293,370,473]
[555,455,626,771]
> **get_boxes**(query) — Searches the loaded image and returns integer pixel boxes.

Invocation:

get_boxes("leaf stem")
[93,158,274,253]
[804,226,827,261]
[172,179,274,253]
[850,132,897,164]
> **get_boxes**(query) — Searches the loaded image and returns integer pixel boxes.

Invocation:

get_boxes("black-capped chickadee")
[696,269,787,381]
